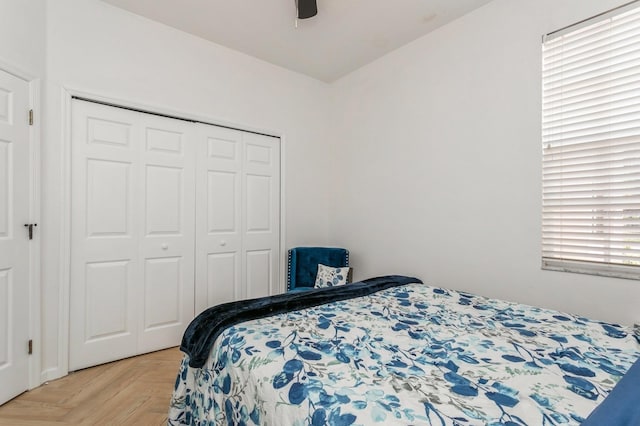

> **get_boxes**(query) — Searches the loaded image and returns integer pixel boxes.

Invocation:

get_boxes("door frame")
[0,59,42,391]
[59,87,287,376]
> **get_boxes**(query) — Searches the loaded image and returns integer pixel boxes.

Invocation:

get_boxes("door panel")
[206,252,238,305]
[145,165,183,235]
[143,257,181,329]
[246,250,271,299]
[195,126,280,307]
[246,174,272,232]
[0,141,10,236]
[70,102,138,370]
[195,125,242,313]
[243,133,280,299]
[87,116,131,148]
[0,268,13,370]
[70,101,195,369]
[84,260,131,341]
[0,69,30,405]
[86,159,131,237]
[138,113,194,353]
[207,171,237,232]
[145,127,183,154]
[0,88,11,122]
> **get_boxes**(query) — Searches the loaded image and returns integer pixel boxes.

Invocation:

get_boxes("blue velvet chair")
[287,247,350,292]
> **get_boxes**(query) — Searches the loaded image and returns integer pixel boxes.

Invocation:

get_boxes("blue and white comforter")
[168,283,640,425]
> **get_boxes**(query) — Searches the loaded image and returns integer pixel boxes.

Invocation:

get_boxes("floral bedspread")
[168,283,640,425]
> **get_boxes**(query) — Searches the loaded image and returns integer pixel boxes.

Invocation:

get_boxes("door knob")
[161,243,168,250]
[220,240,227,246]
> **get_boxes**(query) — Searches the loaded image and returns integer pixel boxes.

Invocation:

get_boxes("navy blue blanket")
[582,355,640,425]
[180,275,421,368]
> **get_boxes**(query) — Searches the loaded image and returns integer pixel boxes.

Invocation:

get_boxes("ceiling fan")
[296,0,318,19]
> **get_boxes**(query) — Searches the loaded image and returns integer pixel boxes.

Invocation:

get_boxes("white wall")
[0,0,46,76]
[41,0,332,380]
[329,0,640,327]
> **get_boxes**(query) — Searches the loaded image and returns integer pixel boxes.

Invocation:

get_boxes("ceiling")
[100,0,493,82]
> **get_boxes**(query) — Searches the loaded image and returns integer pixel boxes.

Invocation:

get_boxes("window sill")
[542,259,640,281]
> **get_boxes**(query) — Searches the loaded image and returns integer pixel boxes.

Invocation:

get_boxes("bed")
[168,276,640,425]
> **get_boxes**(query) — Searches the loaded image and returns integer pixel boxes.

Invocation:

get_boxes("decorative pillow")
[314,264,350,288]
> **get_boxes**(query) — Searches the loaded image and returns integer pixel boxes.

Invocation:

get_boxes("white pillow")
[314,264,350,288]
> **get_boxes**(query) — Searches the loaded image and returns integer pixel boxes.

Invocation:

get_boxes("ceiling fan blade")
[297,0,317,19]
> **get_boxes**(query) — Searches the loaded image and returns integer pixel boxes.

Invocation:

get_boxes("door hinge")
[28,339,33,355]
[28,109,33,126]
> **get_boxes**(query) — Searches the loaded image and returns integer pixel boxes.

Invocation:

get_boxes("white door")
[69,100,195,370]
[194,125,243,314]
[195,124,280,313]
[243,133,280,300]
[0,70,31,404]
[137,113,195,354]
[70,102,138,370]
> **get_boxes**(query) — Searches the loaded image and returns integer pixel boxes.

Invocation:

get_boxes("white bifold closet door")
[69,100,281,370]
[195,124,280,314]
[70,100,196,371]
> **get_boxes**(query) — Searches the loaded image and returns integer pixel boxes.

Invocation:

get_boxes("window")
[542,2,640,279]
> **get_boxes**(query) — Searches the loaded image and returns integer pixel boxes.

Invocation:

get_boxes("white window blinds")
[542,3,640,279]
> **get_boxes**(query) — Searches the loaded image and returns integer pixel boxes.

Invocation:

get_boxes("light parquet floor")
[0,347,183,425]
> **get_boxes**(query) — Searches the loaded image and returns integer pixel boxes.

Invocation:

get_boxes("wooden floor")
[0,347,183,425]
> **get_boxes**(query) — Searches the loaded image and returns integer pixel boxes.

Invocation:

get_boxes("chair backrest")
[287,247,350,291]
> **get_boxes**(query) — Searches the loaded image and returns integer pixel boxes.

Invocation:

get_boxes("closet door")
[70,102,138,370]
[137,113,195,353]
[195,125,242,313]
[195,124,280,313]
[243,133,280,300]
[69,101,195,370]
